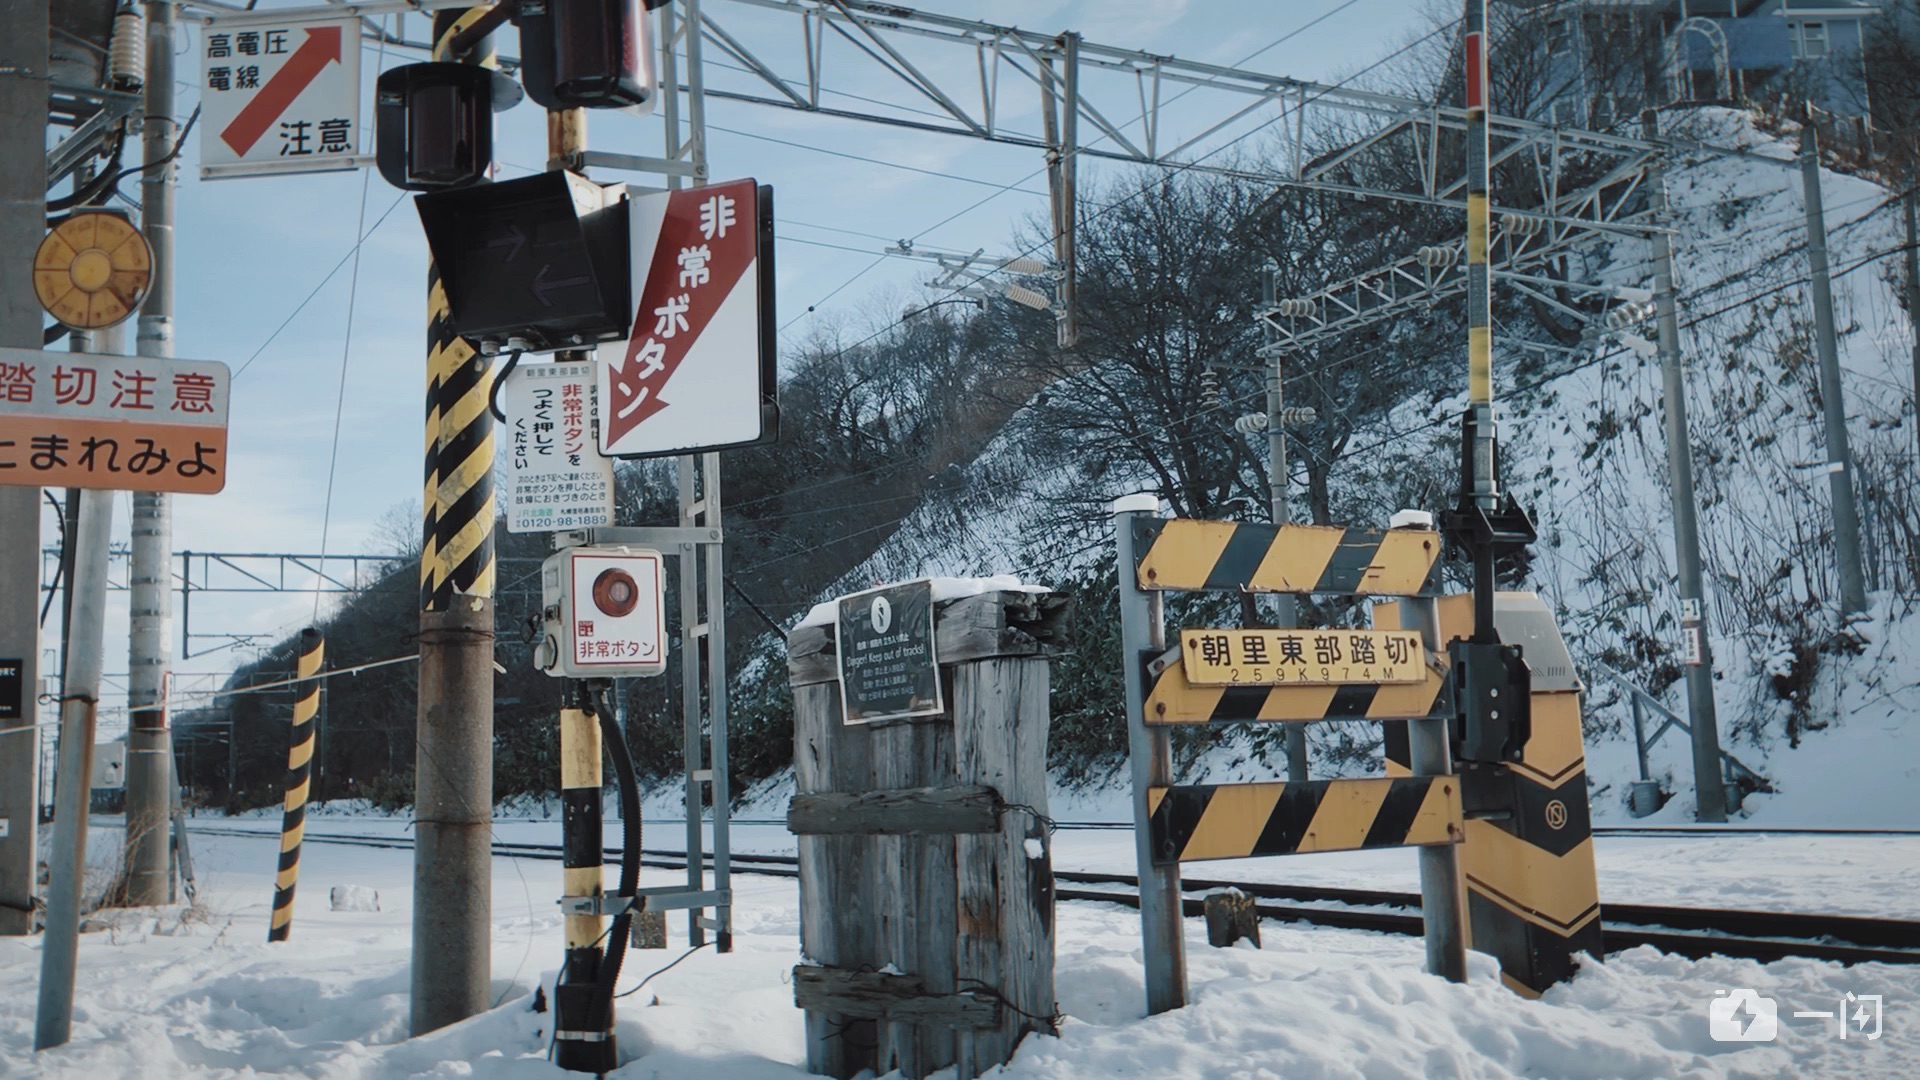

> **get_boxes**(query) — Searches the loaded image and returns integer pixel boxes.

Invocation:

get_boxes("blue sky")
[54,0,1441,715]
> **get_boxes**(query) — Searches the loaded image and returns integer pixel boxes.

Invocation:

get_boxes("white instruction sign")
[502,361,615,534]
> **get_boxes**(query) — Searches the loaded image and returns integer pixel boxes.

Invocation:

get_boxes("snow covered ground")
[4,826,1915,1078]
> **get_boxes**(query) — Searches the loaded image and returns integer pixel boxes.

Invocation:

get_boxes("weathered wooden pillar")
[786,588,1069,1080]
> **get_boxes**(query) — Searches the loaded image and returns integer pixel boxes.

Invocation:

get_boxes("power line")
[232,191,409,381]
[776,0,1405,337]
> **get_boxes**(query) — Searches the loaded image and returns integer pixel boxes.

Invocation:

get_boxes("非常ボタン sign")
[836,580,941,725]
[501,360,614,534]
[199,16,361,180]
[0,346,230,494]
[1181,628,1426,686]
[597,177,776,458]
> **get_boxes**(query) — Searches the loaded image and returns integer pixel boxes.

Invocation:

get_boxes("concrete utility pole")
[123,0,177,907]
[1259,260,1308,784]
[1642,110,1728,824]
[36,326,123,1050]
[0,0,49,938]
[412,6,498,1038]
[1799,123,1870,617]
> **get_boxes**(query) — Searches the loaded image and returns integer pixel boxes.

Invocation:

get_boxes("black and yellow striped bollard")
[269,628,323,942]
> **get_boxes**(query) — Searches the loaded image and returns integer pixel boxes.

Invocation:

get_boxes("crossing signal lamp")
[515,0,663,112]
[413,169,631,353]
[375,62,521,192]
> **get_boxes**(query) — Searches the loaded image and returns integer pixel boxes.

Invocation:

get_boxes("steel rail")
[181,824,1920,966]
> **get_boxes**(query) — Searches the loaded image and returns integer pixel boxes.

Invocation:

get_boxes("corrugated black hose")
[586,683,640,1036]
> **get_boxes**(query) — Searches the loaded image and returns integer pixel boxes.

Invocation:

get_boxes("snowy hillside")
[780,107,1920,827]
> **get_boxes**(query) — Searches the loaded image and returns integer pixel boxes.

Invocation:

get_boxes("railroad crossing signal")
[413,170,630,353]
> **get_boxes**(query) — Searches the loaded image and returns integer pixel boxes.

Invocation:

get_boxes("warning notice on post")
[836,580,941,725]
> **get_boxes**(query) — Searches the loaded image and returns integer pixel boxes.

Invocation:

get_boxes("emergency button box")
[538,545,667,678]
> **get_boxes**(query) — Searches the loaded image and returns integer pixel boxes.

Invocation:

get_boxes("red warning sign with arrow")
[597,179,775,458]
[198,17,362,180]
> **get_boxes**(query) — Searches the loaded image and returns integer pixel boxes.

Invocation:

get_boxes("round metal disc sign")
[34,212,153,330]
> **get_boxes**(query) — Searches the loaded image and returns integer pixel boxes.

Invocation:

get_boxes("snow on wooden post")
[786,583,1070,1080]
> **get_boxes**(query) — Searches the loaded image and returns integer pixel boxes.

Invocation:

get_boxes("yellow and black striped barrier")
[420,8,498,612]
[1378,593,1603,997]
[1146,777,1460,865]
[423,263,496,609]
[269,628,323,942]
[1143,649,1449,725]
[1129,518,1441,595]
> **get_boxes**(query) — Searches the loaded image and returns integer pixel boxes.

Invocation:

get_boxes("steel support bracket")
[559,886,732,918]
[555,526,723,549]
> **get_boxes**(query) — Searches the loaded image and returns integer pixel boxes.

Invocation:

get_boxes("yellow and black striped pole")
[1462,0,1498,534]
[411,5,499,1038]
[268,628,323,942]
[422,6,498,609]
[556,683,617,1072]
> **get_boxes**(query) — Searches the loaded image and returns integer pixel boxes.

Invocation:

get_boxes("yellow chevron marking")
[429,278,450,319]
[276,864,299,889]
[465,556,496,600]
[1461,821,1599,932]
[1258,683,1338,720]
[1298,779,1390,853]
[286,738,314,770]
[1146,786,1168,818]
[1469,867,1603,943]
[437,430,495,497]
[1246,525,1343,592]
[430,336,475,382]
[439,377,491,439]
[280,822,305,853]
[1136,520,1236,590]
[1146,656,1445,724]
[435,497,495,576]
[1499,972,1543,1000]
[1367,529,1442,595]
[1413,777,1463,843]
[1365,663,1447,719]
[1511,693,1586,785]
[1385,758,1411,779]
[1179,782,1284,862]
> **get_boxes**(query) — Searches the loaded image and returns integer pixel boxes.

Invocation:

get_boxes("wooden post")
[787,590,1069,1080]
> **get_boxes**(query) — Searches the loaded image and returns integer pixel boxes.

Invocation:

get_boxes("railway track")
[186,824,1920,968]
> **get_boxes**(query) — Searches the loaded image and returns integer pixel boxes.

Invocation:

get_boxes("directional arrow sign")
[199,16,361,181]
[598,179,777,457]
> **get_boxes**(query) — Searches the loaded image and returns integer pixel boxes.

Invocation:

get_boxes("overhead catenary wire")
[773,0,1400,337]
[311,16,392,622]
